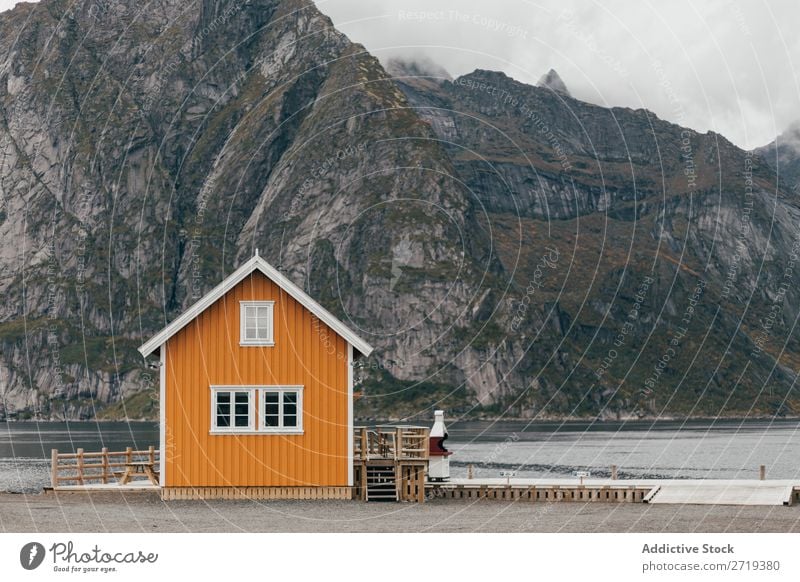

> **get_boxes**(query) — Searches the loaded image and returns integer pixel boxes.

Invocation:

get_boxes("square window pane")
[216,392,230,404]
[284,415,297,427]
[235,392,249,404]
[216,403,230,416]
[284,395,297,416]
[264,392,278,416]
[234,415,249,427]
[245,328,257,340]
[264,414,279,427]
[235,403,249,415]
[216,414,230,427]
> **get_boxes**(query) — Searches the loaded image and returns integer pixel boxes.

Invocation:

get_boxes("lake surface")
[2,419,799,492]
[447,419,800,481]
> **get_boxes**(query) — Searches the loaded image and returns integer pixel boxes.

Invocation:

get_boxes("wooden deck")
[48,481,158,492]
[50,447,160,490]
[48,440,800,506]
[352,426,430,502]
[429,478,800,506]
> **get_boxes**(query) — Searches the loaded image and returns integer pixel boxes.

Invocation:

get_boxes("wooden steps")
[353,426,430,502]
[366,463,398,502]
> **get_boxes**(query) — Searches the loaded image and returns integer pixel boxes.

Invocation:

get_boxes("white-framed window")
[259,386,304,433]
[210,387,254,433]
[209,386,304,434]
[240,301,274,346]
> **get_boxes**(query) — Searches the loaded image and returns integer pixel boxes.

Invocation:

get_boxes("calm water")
[447,419,800,481]
[2,419,799,492]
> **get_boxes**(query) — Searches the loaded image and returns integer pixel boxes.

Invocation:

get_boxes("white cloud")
[314,0,800,149]
[0,0,25,14]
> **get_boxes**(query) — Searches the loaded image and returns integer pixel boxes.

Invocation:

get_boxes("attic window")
[240,301,274,346]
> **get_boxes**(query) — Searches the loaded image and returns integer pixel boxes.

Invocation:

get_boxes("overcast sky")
[319,0,800,150]
[2,0,798,148]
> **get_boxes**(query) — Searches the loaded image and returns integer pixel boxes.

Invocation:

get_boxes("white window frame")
[210,386,255,433]
[239,301,275,346]
[258,386,304,434]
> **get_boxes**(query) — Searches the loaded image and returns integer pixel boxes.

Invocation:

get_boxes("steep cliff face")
[1,1,798,421]
[0,0,496,419]
[390,64,800,418]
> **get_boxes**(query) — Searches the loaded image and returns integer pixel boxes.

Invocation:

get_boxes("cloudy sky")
[2,0,798,148]
[314,0,799,149]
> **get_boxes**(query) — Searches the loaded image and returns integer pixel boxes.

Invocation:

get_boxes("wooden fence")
[427,483,652,503]
[50,446,160,488]
[353,426,429,461]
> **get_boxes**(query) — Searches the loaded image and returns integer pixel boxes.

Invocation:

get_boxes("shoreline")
[3,415,799,424]
[1,491,798,533]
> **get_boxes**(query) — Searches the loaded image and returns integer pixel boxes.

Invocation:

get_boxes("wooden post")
[468,464,474,479]
[76,448,84,485]
[611,465,618,480]
[760,465,766,480]
[101,447,109,484]
[126,446,133,465]
[417,466,425,503]
[395,463,402,501]
[395,427,403,461]
[50,449,58,488]
[149,445,155,466]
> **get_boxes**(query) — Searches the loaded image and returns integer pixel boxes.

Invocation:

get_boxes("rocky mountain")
[536,68,570,97]
[391,66,800,418]
[756,121,800,196]
[1,0,798,421]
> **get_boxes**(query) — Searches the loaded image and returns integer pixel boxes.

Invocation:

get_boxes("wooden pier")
[352,426,429,502]
[428,479,651,503]
[428,478,800,506]
[47,442,800,507]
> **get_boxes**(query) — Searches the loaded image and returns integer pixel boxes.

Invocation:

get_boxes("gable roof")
[138,252,374,358]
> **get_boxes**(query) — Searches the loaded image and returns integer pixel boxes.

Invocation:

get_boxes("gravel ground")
[2,492,800,532]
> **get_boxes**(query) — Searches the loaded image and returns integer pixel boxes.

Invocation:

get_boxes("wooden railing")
[354,426,429,461]
[50,446,160,487]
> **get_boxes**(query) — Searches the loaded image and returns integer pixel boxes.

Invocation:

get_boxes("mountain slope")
[1,1,798,421]
[0,0,494,419]
[390,65,800,418]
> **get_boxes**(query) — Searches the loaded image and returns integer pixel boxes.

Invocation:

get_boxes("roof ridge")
[138,254,374,358]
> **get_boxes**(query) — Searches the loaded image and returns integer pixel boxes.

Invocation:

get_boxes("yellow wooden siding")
[164,272,349,487]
